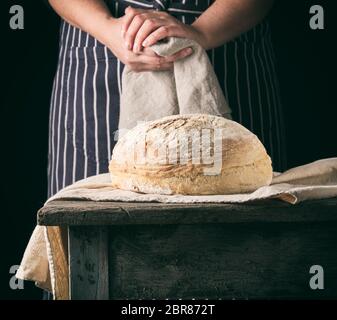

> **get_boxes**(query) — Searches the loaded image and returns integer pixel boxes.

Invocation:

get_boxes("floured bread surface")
[109,114,273,195]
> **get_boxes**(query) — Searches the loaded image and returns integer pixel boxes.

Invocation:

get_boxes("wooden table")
[38,198,337,300]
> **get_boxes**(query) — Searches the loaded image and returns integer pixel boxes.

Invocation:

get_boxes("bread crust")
[109,114,273,195]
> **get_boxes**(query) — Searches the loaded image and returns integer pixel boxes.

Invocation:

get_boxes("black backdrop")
[1,0,336,299]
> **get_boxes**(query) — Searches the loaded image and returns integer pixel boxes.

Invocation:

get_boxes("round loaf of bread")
[109,114,273,195]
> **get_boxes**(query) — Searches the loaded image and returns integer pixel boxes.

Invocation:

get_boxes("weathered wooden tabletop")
[38,197,337,226]
[38,197,337,299]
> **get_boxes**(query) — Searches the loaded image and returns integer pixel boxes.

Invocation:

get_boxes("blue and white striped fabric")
[48,0,287,197]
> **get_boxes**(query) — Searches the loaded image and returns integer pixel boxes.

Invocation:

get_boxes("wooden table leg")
[68,226,109,300]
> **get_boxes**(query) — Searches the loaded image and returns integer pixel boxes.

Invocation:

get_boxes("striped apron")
[48,0,287,198]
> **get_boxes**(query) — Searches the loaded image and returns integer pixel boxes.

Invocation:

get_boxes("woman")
[47,0,287,198]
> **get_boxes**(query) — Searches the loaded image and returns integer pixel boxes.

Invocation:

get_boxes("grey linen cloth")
[118,37,232,132]
[16,158,337,300]
[47,158,337,205]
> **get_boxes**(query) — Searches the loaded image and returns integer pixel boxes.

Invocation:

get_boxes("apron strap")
[152,0,170,11]
[113,0,205,17]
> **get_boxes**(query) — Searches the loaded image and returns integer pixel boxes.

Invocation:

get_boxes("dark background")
[0,0,336,299]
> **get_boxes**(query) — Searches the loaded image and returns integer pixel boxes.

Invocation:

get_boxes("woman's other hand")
[121,7,206,53]
[107,14,193,72]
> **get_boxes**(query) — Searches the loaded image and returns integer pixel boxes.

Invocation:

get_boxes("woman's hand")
[121,7,207,53]
[107,15,193,72]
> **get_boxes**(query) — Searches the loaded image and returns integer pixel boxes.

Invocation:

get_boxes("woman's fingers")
[164,47,193,62]
[133,18,163,53]
[121,7,145,38]
[138,53,166,66]
[124,47,191,72]
[124,14,147,50]
[138,47,193,64]
[141,47,160,57]
[142,24,183,47]
[123,7,196,50]
[119,8,193,70]
[123,8,162,51]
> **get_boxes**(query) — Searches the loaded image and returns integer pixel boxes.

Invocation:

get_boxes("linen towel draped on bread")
[118,37,232,132]
[16,158,337,299]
